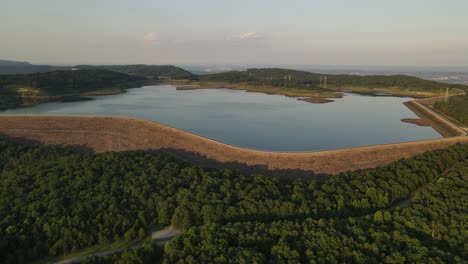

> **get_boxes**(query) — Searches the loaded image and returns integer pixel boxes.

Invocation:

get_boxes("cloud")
[143,32,157,43]
[225,31,261,41]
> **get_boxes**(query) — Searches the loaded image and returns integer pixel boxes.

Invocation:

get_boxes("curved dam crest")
[0,115,466,176]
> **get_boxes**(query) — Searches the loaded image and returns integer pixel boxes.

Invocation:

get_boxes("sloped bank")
[0,115,467,176]
[403,99,466,137]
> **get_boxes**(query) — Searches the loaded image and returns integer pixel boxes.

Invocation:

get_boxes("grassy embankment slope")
[0,69,148,109]
[433,93,468,127]
[171,68,468,103]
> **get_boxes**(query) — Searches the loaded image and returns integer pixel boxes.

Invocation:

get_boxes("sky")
[1,0,468,67]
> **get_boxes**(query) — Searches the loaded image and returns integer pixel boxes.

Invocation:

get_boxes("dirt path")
[54,228,181,264]
[152,229,182,240]
[55,249,121,264]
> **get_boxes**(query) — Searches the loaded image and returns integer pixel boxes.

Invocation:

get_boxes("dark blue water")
[1,85,441,151]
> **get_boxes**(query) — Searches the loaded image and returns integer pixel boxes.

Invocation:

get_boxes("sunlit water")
[1,85,441,151]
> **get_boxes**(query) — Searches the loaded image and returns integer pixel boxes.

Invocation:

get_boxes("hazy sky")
[1,0,468,66]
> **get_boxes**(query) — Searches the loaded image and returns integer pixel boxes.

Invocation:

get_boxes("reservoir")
[1,85,441,151]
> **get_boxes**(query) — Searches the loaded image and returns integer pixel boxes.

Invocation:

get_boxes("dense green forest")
[200,68,468,92]
[0,69,146,109]
[73,65,196,80]
[0,140,466,263]
[0,88,22,110]
[0,69,146,94]
[433,94,468,126]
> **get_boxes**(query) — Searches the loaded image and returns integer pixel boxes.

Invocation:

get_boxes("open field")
[1,112,466,176]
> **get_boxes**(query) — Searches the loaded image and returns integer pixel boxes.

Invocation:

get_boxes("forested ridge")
[200,68,468,92]
[0,69,146,94]
[0,60,195,80]
[0,69,146,109]
[434,93,468,126]
[0,140,466,263]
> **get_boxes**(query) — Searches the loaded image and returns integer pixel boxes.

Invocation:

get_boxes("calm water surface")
[1,85,441,151]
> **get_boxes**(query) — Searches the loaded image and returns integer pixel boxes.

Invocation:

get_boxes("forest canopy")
[0,140,466,263]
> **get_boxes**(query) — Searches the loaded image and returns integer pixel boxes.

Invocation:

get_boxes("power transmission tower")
[320,76,322,88]
[324,76,327,89]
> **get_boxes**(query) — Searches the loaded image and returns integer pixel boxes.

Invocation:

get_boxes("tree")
[373,211,384,224]
[171,206,194,231]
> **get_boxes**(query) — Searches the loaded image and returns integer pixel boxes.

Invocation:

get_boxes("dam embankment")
[0,115,466,176]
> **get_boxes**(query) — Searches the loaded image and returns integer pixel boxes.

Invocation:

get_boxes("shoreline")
[13,89,126,108]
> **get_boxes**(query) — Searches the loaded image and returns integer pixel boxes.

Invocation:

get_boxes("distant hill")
[0,60,60,75]
[0,69,146,94]
[0,60,196,79]
[0,60,32,67]
[73,64,196,80]
[200,68,468,93]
